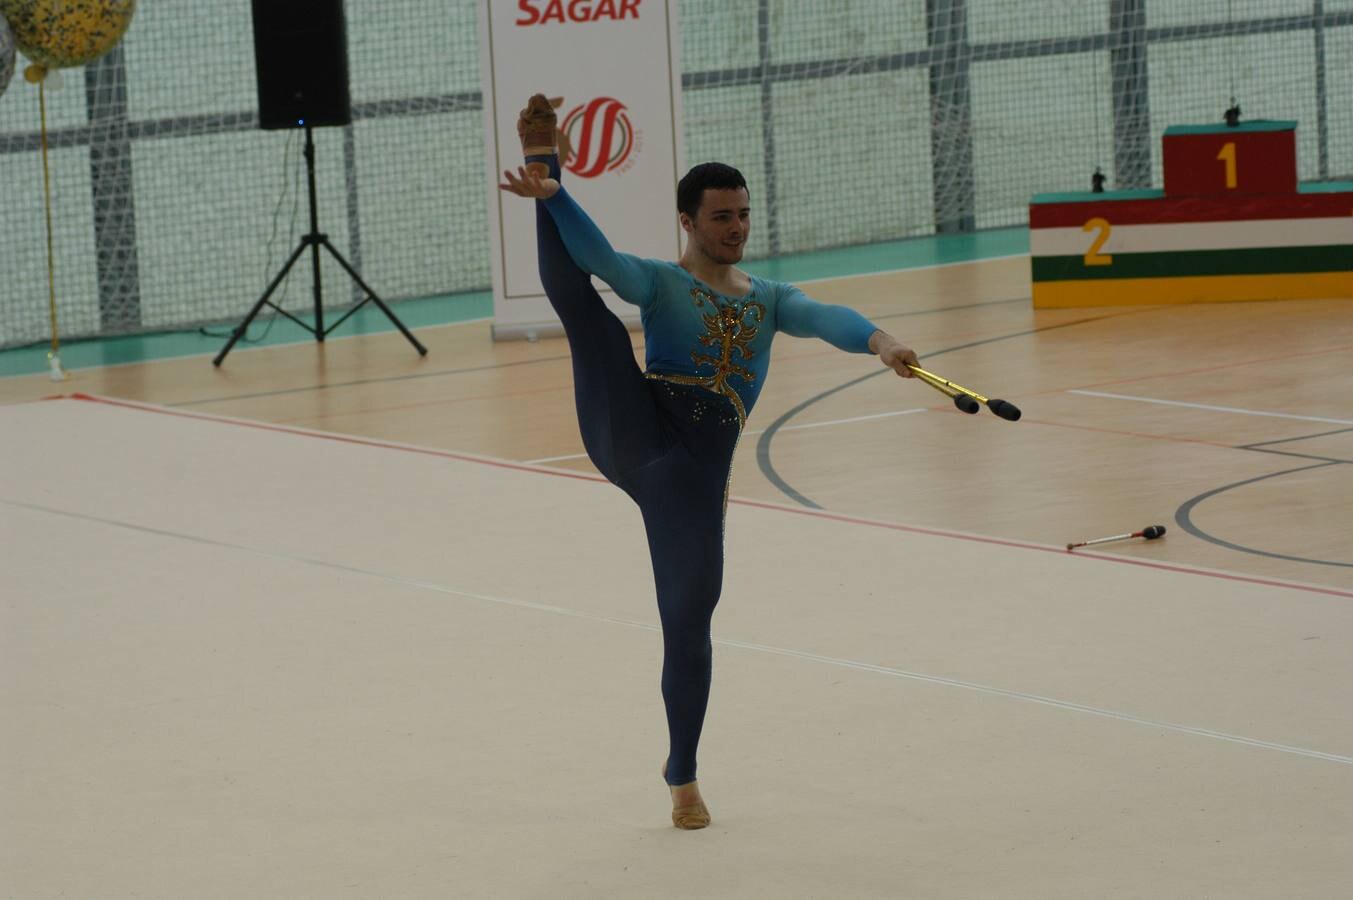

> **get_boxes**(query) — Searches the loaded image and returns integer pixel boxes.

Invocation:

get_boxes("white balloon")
[0,12,18,102]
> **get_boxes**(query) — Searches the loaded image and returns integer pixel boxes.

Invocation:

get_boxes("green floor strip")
[1033,245,1353,281]
[0,290,493,379]
[1,228,1027,378]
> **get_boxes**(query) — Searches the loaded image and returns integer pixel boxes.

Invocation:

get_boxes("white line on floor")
[524,408,929,464]
[751,407,929,435]
[9,497,1351,769]
[1068,390,1353,426]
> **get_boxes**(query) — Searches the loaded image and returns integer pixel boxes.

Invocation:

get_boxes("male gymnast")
[499,94,919,829]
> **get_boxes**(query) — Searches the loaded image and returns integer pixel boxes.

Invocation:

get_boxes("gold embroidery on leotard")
[647,288,765,426]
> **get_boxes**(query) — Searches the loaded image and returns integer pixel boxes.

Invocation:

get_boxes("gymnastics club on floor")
[905,364,1022,421]
[1066,524,1167,552]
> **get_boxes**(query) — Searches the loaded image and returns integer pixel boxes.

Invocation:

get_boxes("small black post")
[304,127,325,340]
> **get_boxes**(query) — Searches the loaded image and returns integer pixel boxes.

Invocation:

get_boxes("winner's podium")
[1029,120,1353,308]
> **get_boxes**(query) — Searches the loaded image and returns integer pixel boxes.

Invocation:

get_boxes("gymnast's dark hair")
[677,162,748,218]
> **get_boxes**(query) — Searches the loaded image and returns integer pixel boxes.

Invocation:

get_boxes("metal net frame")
[1,0,1348,348]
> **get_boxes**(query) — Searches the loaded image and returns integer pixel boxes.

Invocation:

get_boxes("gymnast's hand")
[499,165,560,200]
[868,330,919,377]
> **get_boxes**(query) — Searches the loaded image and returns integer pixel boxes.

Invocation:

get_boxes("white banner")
[478,0,685,340]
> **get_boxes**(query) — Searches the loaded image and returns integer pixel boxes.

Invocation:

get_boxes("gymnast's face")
[682,187,750,265]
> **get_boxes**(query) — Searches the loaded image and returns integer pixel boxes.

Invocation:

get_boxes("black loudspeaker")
[251,0,352,130]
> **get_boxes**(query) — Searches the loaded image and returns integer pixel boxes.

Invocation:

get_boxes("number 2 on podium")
[1082,217,1112,266]
[1217,142,1237,189]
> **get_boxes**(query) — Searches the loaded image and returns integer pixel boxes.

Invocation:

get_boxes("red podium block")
[1163,120,1296,197]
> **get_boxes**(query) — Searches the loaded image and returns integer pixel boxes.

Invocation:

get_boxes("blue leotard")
[543,186,878,423]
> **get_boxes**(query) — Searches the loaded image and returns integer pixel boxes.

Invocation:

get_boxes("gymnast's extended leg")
[526,150,665,484]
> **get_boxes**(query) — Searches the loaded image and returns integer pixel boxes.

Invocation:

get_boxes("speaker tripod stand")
[213,126,427,366]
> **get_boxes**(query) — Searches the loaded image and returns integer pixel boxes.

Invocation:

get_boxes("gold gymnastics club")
[909,365,980,414]
[906,364,1022,420]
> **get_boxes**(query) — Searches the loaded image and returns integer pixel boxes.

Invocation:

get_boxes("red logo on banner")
[561,97,639,178]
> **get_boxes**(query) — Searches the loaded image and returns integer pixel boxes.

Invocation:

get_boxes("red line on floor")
[67,393,608,485]
[63,393,1353,600]
[728,497,1353,599]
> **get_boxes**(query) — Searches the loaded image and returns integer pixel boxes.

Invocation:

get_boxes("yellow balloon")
[0,0,136,70]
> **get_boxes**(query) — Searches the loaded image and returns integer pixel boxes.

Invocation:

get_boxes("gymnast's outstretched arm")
[501,166,656,307]
[775,283,919,377]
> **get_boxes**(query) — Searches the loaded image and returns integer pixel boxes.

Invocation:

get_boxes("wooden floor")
[4,256,1352,898]
[3,256,1350,589]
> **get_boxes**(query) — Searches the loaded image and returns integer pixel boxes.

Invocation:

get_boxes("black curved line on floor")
[1240,426,1353,450]
[756,313,1129,509]
[870,296,1027,320]
[1244,447,1353,465]
[1175,461,1353,568]
[174,353,574,407]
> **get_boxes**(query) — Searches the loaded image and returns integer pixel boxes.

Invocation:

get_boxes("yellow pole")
[38,73,66,380]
